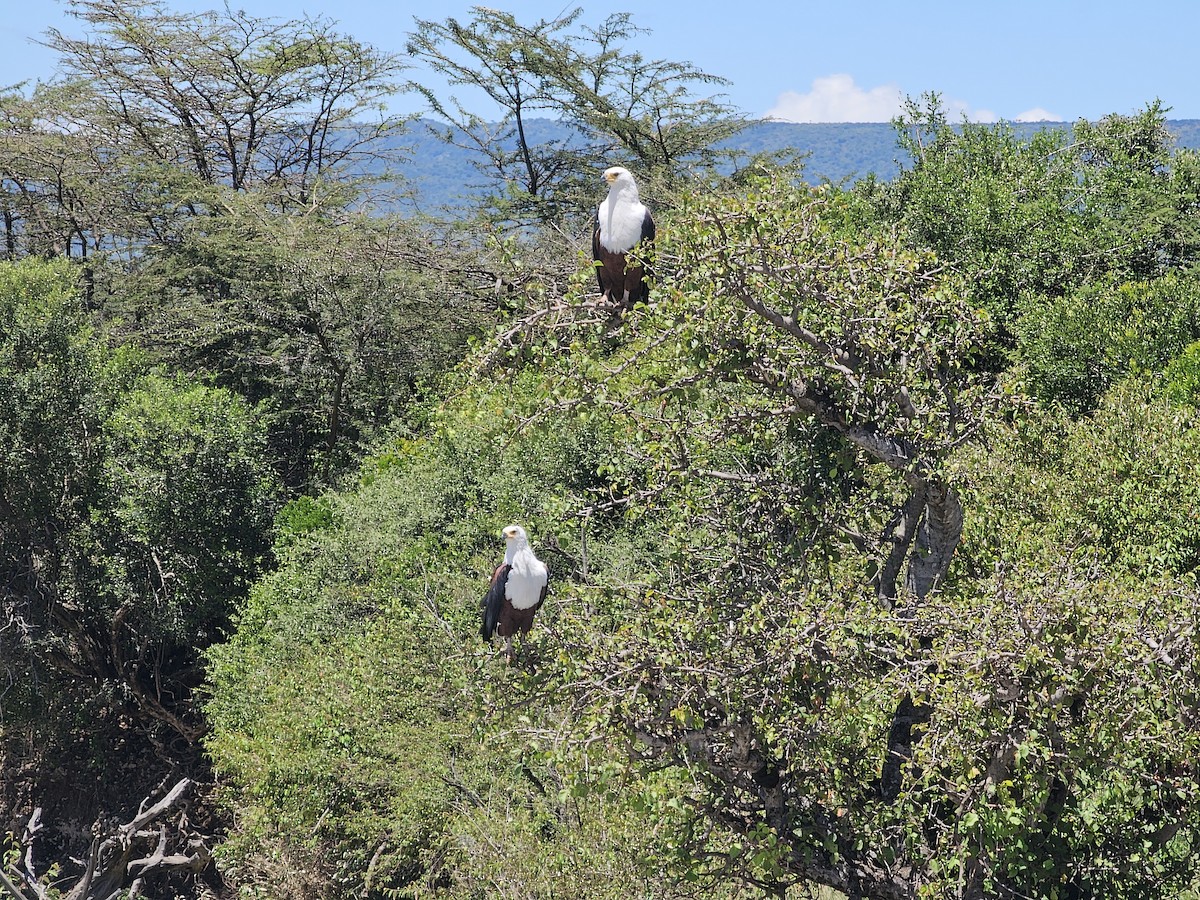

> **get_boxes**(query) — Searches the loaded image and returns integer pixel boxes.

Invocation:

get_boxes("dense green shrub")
[1017,272,1200,414]
[962,379,1200,580]
[203,375,675,897]
[866,100,1200,361]
[100,372,279,643]
[0,256,279,779]
[1165,339,1200,406]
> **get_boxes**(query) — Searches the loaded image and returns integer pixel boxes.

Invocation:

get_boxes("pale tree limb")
[13,777,210,900]
[0,868,32,900]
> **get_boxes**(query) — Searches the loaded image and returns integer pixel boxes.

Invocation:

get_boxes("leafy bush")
[101,372,279,643]
[203,374,671,897]
[0,256,280,786]
[1165,339,1200,406]
[868,100,1200,358]
[1017,272,1200,414]
[964,379,1200,580]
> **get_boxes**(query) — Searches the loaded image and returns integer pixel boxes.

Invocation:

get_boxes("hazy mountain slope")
[392,119,1200,213]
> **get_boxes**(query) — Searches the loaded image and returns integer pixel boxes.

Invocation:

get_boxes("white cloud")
[766,74,904,123]
[1014,106,1063,122]
[765,74,1015,124]
[946,99,999,124]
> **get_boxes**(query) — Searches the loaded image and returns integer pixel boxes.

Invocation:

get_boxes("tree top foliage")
[45,0,408,205]
[406,4,756,227]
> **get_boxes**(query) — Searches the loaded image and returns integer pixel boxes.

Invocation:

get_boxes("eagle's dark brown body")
[481,563,546,642]
[592,207,655,306]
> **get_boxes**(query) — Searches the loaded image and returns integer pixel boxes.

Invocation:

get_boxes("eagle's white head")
[598,166,648,255]
[502,524,529,547]
[603,166,638,196]
[603,165,632,184]
[501,523,546,585]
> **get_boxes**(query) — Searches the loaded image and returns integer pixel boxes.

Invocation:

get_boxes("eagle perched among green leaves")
[481,524,548,663]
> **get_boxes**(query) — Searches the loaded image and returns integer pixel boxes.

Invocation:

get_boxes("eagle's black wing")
[640,207,656,245]
[638,208,656,288]
[481,563,510,641]
[591,209,606,292]
[534,580,548,613]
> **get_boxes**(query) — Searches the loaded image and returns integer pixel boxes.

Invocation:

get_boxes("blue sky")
[1,1,1196,123]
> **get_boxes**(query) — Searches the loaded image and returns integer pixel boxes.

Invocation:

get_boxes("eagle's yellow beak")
[604,171,618,183]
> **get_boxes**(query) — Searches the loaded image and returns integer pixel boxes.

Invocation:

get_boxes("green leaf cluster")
[866,96,1200,362]
[1018,272,1200,415]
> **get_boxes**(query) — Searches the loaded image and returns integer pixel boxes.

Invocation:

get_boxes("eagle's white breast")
[598,180,649,253]
[504,540,548,610]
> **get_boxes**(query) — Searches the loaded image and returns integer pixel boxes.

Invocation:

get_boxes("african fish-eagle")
[593,166,655,307]
[481,524,548,663]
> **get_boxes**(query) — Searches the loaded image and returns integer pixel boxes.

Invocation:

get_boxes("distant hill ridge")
[396,118,1200,212]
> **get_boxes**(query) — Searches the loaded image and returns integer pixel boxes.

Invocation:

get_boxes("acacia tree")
[0,82,100,261]
[45,0,407,206]
[406,7,598,224]
[407,6,750,226]
[0,2,499,486]
[0,0,408,266]
[546,12,750,184]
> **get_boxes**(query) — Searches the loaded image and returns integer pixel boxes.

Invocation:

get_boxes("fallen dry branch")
[4,777,211,900]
